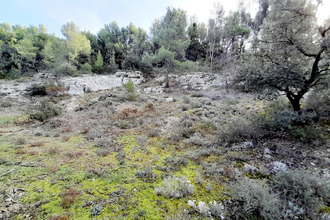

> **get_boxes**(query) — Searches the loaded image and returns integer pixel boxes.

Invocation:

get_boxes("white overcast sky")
[0,0,258,36]
[0,0,329,37]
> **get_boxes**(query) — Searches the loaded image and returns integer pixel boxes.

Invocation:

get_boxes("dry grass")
[30,141,45,147]
[62,136,71,142]
[117,104,142,119]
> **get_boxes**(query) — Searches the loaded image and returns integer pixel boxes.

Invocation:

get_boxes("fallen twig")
[0,168,15,177]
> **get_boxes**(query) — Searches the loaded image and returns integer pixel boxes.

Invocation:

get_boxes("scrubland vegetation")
[0,0,329,219]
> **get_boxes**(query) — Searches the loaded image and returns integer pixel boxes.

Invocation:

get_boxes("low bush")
[27,101,61,122]
[163,156,188,171]
[54,62,77,76]
[90,204,103,217]
[218,116,257,144]
[155,176,194,198]
[170,115,195,141]
[60,189,81,208]
[227,177,281,220]
[79,63,92,74]
[135,168,158,182]
[273,170,330,219]
[122,80,137,101]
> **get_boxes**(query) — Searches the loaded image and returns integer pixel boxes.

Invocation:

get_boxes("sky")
[0,0,254,37]
[0,0,329,37]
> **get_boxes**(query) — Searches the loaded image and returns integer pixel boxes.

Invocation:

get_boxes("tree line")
[0,1,260,78]
[0,0,329,111]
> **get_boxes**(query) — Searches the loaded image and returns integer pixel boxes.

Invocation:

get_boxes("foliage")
[135,168,158,182]
[227,177,281,220]
[27,100,61,122]
[151,7,189,60]
[273,170,330,219]
[93,50,104,73]
[54,62,77,76]
[238,0,330,111]
[155,176,194,198]
[61,21,91,63]
[90,204,103,216]
[122,80,137,101]
[79,63,92,74]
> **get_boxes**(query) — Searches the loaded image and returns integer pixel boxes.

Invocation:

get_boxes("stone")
[231,141,254,151]
[165,97,174,102]
[271,161,287,173]
[243,164,258,173]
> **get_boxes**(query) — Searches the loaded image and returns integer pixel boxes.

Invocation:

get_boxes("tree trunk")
[287,94,301,111]
[165,65,170,88]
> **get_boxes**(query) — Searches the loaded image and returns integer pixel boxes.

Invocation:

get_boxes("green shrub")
[174,60,199,72]
[227,177,281,220]
[29,84,47,96]
[90,204,103,216]
[305,89,330,117]
[218,116,257,144]
[122,80,137,101]
[79,63,92,74]
[135,168,158,182]
[28,101,61,122]
[273,170,330,219]
[54,62,77,76]
[117,120,130,129]
[170,115,195,141]
[155,176,194,198]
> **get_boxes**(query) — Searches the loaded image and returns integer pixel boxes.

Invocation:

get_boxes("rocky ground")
[0,72,329,219]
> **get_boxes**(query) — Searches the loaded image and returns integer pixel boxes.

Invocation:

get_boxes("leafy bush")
[271,109,322,142]
[122,80,137,101]
[155,176,194,198]
[90,204,103,216]
[305,89,330,117]
[117,120,131,129]
[174,60,199,72]
[163,156,188,171]
[273,170,330,219]
[54,62,77,76]
[94,138,114,148]
[29,84,47,96]
[218,116,257,144]
[227,177,281,220]
[135,168,158,182]
[28,101,61,122]
[170,115,195,141]
[79,63,92,74]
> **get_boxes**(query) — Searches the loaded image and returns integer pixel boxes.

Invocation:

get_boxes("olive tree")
[240,0,330,111]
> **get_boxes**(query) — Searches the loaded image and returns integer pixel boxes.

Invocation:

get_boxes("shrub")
[28,84,47,96]
[227,177,281,220]
[117,106,140,119]
[122,80,137,101]
[136,135,147,148]
[273,170,330,219]
[155,176,194,198]
[54,62,77,76]
[174,60,199,72]
[86,129,103,140]
[170,115,195,141]
[163,156,188,171]
[60,189,81,208]
[218,116,257,144]
[90,204,103,216]
[135,168,158,182]
[28,101,61,122]
[271,109,323,142]
[79,63,92,74]
[305,89,330,117]
[117,120,130,129]
[94,138,113,148]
